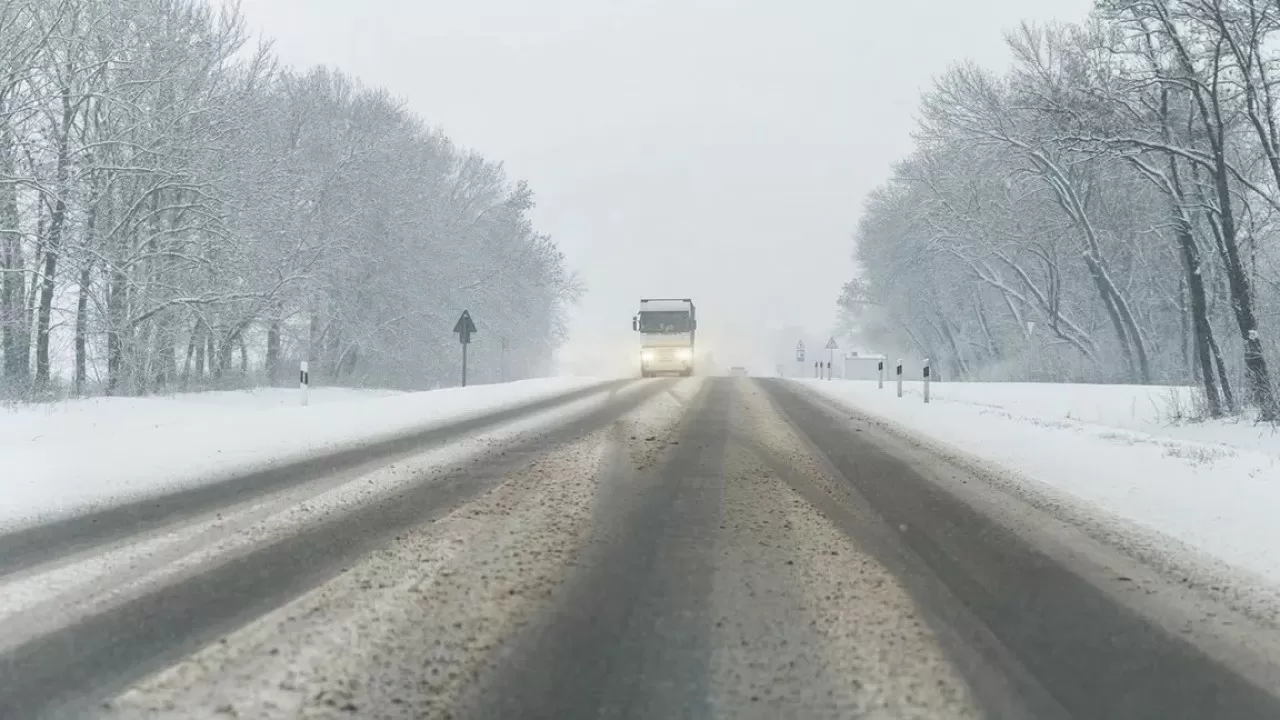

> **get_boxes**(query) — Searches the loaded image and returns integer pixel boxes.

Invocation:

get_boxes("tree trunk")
[73,191,101,397]
[1175,42,1279,418]
[1163,153,1223,416]
[1175,222,1222,416]
[308,310,321,382]
[193,322,206,379]
[182,333,195,386]
[266,320,281,385]
[208,330,219,380]
[74,265,91,396]
[1208,145,1277,419]
[106,266,127,395]
[152,320,172,391]
[1083,254,1136,382]
[1208,331,1236,414]
[0,98,29,385]
[35,81,76,389]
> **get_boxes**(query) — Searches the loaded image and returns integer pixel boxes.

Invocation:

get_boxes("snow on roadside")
[0,382,653,655]
[104,381,697,719]
[796,379,1280,589]
[2,387,403,444]
[1,378,608,532]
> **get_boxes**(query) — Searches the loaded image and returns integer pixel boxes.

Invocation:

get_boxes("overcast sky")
[236,0,1092,370]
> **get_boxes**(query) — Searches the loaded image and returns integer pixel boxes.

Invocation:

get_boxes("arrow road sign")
[453,310,478,344]
[454,310,478,387]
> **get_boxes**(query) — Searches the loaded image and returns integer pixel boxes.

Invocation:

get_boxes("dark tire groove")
[760,379,1280,720]
[0,380,666,720]
[0,380,625,580]
[467,378,730,720]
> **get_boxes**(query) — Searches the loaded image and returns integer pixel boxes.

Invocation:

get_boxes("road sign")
[825,337,838,350]
[453,310,478,344]
[796,340,806,362]
[454,310,478,386]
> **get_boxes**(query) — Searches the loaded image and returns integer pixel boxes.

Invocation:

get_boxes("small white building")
[842,352,888,381]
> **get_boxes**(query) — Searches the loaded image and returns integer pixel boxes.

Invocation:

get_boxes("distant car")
[728,366,749,377]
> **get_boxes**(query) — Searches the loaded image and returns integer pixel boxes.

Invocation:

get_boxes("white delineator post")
[896,359,903,398]
[300,360,310,406]
[923,358,931,404]
[878,360,884,389]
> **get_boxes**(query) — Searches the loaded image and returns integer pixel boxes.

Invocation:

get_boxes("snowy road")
[2,378,1280,718]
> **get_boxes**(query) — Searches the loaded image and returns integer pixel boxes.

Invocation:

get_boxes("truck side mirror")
[632,316,638,331]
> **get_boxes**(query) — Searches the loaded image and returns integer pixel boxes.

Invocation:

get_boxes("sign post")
[299,360,309,406]
[453,310,478,387]
[824,337,838,380]
[923,358,931,403]
[796,340,806,363]
[896,359,903,398]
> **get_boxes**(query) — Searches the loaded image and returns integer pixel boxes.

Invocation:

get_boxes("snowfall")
[2,375,1278,594]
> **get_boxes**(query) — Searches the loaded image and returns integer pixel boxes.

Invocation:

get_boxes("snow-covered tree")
[0,0,576,399]
[849,3,1279,420]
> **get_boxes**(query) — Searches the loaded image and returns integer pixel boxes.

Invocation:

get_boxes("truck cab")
[633,298,696,377]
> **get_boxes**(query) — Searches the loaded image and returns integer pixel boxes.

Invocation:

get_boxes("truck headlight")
[677,348,692,361]
[641,350,655,364]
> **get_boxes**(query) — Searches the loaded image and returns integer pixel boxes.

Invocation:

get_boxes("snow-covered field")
[1,380,607,531]
[798,379,1280,588]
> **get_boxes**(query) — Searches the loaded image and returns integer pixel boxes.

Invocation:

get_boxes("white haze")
[237,0,1092,375]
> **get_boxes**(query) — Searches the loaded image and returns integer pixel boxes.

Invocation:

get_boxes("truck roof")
[638,298,694,312]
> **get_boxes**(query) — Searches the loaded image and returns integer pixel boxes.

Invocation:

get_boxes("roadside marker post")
[826,361,832,380]
[299,361,310,406]
[896,359,903,398]
[878,360,884,389]
[923,359,931,404]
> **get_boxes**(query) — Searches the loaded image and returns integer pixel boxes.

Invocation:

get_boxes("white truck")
[632,298,696,377]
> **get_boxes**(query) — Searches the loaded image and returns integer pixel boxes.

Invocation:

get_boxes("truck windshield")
[638,311,691,333]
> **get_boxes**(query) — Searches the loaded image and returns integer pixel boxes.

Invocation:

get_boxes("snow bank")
[2,387,402,443]
[1,379,607,531]
[798,379,1280,587]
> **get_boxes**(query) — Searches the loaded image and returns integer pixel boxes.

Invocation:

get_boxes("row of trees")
[844,0,1280,420]
[0,0,577,399]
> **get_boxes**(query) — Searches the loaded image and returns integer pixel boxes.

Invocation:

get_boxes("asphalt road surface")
[3,377,1280,719]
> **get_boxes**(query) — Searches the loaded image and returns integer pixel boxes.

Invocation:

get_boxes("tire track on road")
[466,378,727,720]
[0,380,627,580]
[0,380,669,720]
[758,378,1280,719]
